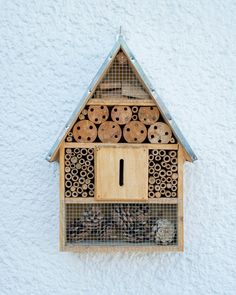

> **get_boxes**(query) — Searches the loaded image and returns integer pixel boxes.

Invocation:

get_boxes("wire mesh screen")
[92,50,151,101]
[64,148,95,198]
[66,203,177,246]
[148,149,178,198]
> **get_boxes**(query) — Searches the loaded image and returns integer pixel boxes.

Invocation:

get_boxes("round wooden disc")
[138,107,160,125]
[111,106,132,125]
[73,120,97,142]
[148,122,172,143]
[88,105,109,124]
[123,121,147,143]
[98,121,122,143]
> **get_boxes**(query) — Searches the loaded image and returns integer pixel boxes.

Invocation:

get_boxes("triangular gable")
[46,35,197,162]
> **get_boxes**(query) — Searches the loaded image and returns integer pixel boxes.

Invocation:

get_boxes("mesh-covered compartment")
[66,203,178,246]
[148,149,178,198]
[64,148,94,198]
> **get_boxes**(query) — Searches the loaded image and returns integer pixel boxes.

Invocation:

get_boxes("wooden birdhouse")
[47,35,197,252]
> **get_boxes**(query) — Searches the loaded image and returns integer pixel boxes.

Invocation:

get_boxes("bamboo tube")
[166,177,172,183]
[171,192,177,198]
[159,170,166,178]
[72,191,78,198]
[79,114,85,120]
[171,165,178,172]
[159,150,166,157]
[80,171,87,178]
[85,178,91,184]
[82,184,88,190]
[70,163,76,169]
[74,148,80,154]
[72,175,79,182]
[87,166,94,173]
[166,183,172,189]
[79,158,85,165]
[81,148,88,156]
[79,177,85,184]
[87,148,94,155]
[87,172,94,179]
[149,185,154,191]
[68,132,73,137]
[170,158,178,165]
[165,190,171,198]
[82,109,88,115]
[75,163,82,169]
[172,179,178,186]
[65,190,72,197]
[161,161,166,168]
[149,160,155,168]
[148,191,155,198]
[161,176,167,183]
[73,181,79,188]
[77,187,83,194]
[149,176,156,185]
[82,192,88,198]
[66,136,73,142]
[65,180,72,188]
[154,163,161,171]
[85,160,91,167]
[160,189,165,195]
[132,106,139,113]
[65,173,72,180]
[65,160,70,167]
[132,114,138,121]
[169,150,177,158]
[155,155,161,161]
[88,183,94,190]
[166,170,172,177]
[160,182,166,189]
[165,163,171,170]
[155,178,161,185]
[149,154,154,161]
[172,185,177,191]
[88,190,94,197]
[81,165,87,171]
[77,153,82,159]
[149,167,155,175]
[87,154,93,161]
[163,155,170,163]
[152,149,159,156]
[65,154,71,161]
[170,137,175,143]
[155,185,160,192]
[155,192,161,198]
[66,148,72,154]
[71,156,78,164]
[172,173,178,180]
[70,186,76,192]
[71,169,78,176]
[65,167,70,173]
[153,172,159,179]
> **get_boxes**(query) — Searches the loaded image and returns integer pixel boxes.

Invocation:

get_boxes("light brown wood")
[87,99,156,106]
[148,122,172,143]
[64,197,178,204]
[138,106,160,125]
[98,121,122,143]
[99,82,121,90]
[88,105,109,124]
[72,120,97,142]
[95,146,148,201]
[122,82,150,99]
[177,145,184,251]
[59,144,65,251]
[123,121,147,143]
[111,106,132,125]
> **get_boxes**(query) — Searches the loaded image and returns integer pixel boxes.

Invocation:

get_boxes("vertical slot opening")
[119,159,124,186]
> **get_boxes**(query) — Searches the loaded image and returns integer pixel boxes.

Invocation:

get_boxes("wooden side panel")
[59,143,66,251]
[95,147,148,201]
[177,145,184,251]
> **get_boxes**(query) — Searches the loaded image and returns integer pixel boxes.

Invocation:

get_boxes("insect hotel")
[47,35,197,252]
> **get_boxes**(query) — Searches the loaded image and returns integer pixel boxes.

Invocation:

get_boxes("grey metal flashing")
[46,35,197,162]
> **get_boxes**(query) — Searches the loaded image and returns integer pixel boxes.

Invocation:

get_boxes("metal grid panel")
[148,149,178,198]
[66,203,178,246]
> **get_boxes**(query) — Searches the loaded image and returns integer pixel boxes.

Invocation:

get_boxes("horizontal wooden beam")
[87,99,155,106]
[64,197,178,204]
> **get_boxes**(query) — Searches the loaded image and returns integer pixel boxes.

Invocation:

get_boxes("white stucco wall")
[0,1,236,294]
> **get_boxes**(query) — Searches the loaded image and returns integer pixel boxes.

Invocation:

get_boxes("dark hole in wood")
[119,159,124,186]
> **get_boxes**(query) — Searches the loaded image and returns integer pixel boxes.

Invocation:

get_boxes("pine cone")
[151,218,176,245]
[122,220,152,243]
[99,219,117,240]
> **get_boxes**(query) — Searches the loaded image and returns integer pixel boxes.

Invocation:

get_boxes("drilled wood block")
[98,121,122,143]
[123,121,147,143]
[111,106,132,125]
[138,106,160,125]
[73,120,97,143]
[148,122,172,143]
[88,105,109,124]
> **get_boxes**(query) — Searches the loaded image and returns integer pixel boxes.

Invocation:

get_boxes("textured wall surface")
[0,1,236,294]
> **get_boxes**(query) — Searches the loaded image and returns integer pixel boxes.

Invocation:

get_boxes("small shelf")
[87,99,156,106]
[64,197,178,204]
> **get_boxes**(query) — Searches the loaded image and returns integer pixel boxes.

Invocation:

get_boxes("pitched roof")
[46,35,197,162]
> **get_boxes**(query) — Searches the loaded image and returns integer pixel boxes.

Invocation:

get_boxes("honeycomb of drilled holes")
[66,105,176,144]
[64,148,95,198]
[66,204,177,246]
[148,149,178,198]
